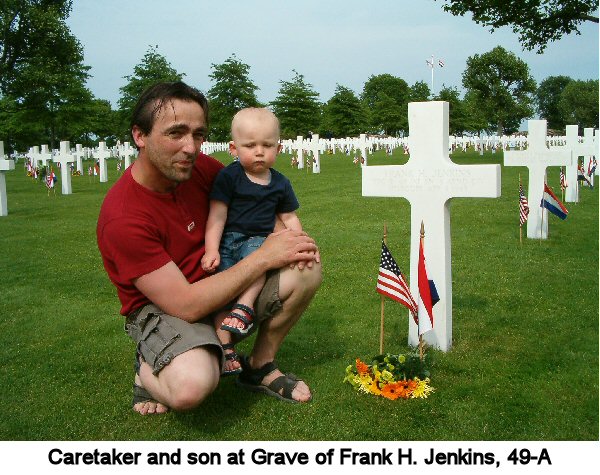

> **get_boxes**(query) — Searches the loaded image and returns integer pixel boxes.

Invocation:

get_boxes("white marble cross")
[73,144,86,174]
[293,136,305,170]
[362,101,501,351]
[94,142,112,182]
[39,145,53,168]
[551,125,595,202]
[120,141,137,169]
[357,133,370,167]
[306,134,321,174]
[593,130,599,176]
[0,141,16,216]
[583,128,597,185]
[505,120,573,238]
[28,146,41,169]
[53,141,76,195]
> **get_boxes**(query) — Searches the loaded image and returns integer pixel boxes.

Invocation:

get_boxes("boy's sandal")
[236,356,312,404]
[221,303,255,335]
[221,343,243,376]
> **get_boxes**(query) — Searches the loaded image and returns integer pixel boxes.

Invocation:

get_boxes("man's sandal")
[221,343,243,376]
[221,303,254,335]
[236,357,312,404]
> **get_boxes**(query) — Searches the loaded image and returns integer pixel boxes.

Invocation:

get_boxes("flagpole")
[540,181,545,244]
[419,221,425,362]
[519,174,523,246]
[379,222,388,355]
[561,168,565,203]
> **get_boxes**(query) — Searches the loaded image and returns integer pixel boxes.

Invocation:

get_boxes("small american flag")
[377,241,418,318]
[519,181,530,227]
[559,167,567,191]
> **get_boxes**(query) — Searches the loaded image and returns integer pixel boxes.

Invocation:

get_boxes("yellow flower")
[410,377,435,399]
[368,379,382,396]
[398,355,406,364]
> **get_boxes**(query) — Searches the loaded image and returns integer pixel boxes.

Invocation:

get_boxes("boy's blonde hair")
[231,108,280,141]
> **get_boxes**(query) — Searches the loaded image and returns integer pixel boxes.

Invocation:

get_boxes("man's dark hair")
[130,81,209,137]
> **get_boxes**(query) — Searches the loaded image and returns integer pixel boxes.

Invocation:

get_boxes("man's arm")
[133,229,318,322]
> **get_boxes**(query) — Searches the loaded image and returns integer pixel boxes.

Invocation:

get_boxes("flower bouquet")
[344,352,434,400]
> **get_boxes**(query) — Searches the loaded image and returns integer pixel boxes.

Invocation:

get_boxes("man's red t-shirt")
[96,153,224,316]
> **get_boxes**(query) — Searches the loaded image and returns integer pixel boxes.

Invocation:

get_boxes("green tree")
[0,0,73,94]
[462,46,536,134]
[361,74,410,134]
[0,0,99,151]
[558,79,599,129]
[371,92,406,136]
[439,0,599,52]
[434,86,470,134]
[535,76,574,131]
[117,46,184,139]
[321,85,365,137]
[410,81,431,102]
[462,90,489,132]
[207,54,260,141]
[271,70,321,139]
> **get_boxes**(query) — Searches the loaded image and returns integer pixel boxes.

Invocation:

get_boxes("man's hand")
[257,229,320,270]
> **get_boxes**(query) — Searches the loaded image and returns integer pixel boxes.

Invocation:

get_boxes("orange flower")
[395,379,418,399]
[355,358,370,376]
[381,382,402,400]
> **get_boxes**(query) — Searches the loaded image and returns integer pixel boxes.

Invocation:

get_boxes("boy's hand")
[201,252,220,273]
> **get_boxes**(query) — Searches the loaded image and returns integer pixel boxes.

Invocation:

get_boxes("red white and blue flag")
[588,158,597,177]
[417,239,439,336]
[377,241,418,323]
[559,167,567,191]
[540,183,568,220]
[519,181,529,227]
[577,163,593,188]
[45,169,56,189]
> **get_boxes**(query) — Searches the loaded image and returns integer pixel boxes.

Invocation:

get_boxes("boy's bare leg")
[222,274,266,331]
[214,310,241,373]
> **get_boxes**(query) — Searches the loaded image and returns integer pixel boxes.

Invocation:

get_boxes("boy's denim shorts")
[218,231,267,272]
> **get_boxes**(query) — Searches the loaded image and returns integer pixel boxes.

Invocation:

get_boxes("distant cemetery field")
[0,148,597,440]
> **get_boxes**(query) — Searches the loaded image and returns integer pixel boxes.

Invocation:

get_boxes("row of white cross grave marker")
[1,101,597,353]
[24,141,138,192]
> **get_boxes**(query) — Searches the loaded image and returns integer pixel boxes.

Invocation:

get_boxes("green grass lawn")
[0,148,597,441]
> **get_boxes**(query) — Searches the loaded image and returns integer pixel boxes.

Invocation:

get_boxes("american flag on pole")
[559,167,567,191]
[45,169,56,189]
[519,181,530,227]
[376,241,418,321]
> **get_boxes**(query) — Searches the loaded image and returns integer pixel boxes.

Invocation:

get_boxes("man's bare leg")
[134,346,221,415]
[246,262,322,402]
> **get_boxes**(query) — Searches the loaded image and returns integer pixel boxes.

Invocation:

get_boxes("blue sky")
[67,0,599,107]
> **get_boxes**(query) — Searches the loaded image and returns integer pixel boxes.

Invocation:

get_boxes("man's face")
[133,99,207,188]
